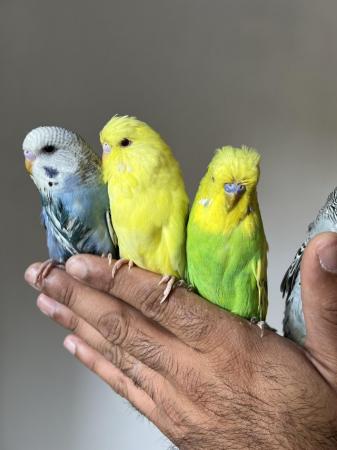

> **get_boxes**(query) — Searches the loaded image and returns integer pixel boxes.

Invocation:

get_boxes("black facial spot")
[212,176,215,182]
[48,182,53,187]
[120,138,131,147]
[42,144,56,153]
[44,166,59,178]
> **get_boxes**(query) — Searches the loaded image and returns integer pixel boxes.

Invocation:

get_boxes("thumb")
[301,231,337,388]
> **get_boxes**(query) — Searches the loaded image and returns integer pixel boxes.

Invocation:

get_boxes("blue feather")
[41,179,117,263]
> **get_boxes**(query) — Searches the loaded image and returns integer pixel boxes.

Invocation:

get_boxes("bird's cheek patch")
[44,166,59,178]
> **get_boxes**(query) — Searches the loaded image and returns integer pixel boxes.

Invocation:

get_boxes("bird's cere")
[24,149,36,161]
[102,143,111,154]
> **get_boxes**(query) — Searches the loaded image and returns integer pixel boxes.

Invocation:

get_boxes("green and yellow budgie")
[186,146,268,321]
[100,115,189,301]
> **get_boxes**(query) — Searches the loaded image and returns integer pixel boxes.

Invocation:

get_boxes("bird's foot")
[179,280,195,292]
[34,259,63,287]
[158,275,176,303]
[111,258,134,279]
[107,253,114,266]
[250,317,266,337]
[158,276,189,303]
[249,319,277,337]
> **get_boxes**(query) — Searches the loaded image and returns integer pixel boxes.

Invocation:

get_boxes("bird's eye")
[42,145,56,153]
[120,138,131,147]
[102,143,111,154]
[238,184,246,193]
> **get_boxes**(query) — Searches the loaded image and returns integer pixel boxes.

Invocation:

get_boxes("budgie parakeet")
[100,115,189,301]
[281,187,337,346]
[186,146,268,321]
[23,126,117,281]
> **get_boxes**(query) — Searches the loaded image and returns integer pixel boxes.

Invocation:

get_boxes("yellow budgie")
[100,115,189,301]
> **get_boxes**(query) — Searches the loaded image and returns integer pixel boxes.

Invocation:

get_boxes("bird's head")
[100,115,171,182]
[202,146,260,212]
[22,126,99,194]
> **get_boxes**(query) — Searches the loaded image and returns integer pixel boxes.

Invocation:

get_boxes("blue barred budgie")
[23,126,117,282]
[281,187,337,346]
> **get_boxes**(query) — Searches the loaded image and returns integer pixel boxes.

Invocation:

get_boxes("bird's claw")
[111,258,134,279]
[250,317,266,337]
[158,276,189,303]
[158,275,176,303]
[107,253,113,266]
[34,259,63,287]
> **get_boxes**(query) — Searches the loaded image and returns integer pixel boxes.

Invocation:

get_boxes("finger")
[301,232,337,388]
[25,265,191,378]
[62,334,160,420]
[65,255,240,350]
[64,335,189,442]
[37,293,173,399]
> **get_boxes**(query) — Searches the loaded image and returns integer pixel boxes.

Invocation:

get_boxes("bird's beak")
[25,158,33,174]
[224,183,246,211]
[225,193,241,211]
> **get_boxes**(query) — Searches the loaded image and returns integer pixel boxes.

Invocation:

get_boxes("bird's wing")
[43,197,91,256]
[252,243,268,321]
[280,237,308,301]
[105,210,118,249]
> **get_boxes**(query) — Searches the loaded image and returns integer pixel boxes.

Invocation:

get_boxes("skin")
[25,232,337,449]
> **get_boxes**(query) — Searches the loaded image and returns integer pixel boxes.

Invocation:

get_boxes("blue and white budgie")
[281,187,337,345]
[23,126,117,282]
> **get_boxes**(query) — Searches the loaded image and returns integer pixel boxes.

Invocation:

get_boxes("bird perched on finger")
[281,187,337,346]
[186,146,268,324]
[23,126,117,283]
[100,115,189,301]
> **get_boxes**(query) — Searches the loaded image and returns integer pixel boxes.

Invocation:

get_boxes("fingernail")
[67,257,88,279]
[63,337,76,355]
[37,294,57,317]
[318,244,337,273]
[24,265,41,290]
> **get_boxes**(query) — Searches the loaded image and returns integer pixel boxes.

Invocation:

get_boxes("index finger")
[65,254,246,350]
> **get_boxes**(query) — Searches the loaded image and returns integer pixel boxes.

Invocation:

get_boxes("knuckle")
[88,355,100,374]
[109,374,128,398]
[105,275,117,296]
[96,309,131,347]
[134,336,165,370]
[100,341,123,367]
[61,282,76,308]
[176,305,216,348]
[128,365,158,400]
[138,285,170,322]
[161,396,190,429]
[67,313,80,333]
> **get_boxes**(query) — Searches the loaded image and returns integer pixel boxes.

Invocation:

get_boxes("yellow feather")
[100,116,189,278]
[192,146,261,236]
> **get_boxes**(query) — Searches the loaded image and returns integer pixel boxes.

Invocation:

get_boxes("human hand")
[25,232,337,449]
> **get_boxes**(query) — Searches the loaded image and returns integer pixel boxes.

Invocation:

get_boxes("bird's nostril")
[24,150,35,160]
